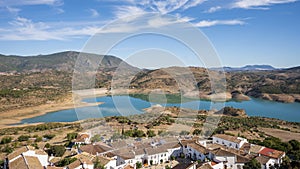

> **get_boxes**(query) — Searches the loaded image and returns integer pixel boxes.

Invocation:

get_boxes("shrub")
[18,135,30,142]
[1,136,13,144]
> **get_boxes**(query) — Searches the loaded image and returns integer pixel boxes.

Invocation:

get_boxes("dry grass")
[259,127,300,142]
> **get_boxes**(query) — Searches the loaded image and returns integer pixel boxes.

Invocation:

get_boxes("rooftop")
[8,156,27,169]
[25,156,43,169]
[213,134,244,144]
[259,147,285,159]
[80,144,112,155]
[256,156,271,164]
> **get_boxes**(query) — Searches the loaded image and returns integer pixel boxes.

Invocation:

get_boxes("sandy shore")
[0,88,109,128]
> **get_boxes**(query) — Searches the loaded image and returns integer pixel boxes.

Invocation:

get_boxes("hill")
[0,51,299,113]
[0,51,137,73]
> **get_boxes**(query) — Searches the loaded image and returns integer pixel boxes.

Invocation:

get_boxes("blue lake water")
[21,95,300,124]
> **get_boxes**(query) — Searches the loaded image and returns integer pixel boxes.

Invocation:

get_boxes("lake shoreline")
[1,89,300,128]
[0,88,109,128]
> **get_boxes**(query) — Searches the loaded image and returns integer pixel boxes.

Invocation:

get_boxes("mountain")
[211,65,277,72]
[0,51,138,73]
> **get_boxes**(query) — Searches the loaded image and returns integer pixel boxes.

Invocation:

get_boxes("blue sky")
[0,0,299,68]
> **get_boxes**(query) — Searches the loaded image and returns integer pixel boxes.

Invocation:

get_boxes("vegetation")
[66,133,78,141]
[0,136,12,144]
[249,138,300,162]
[136,161,142,169]
[123,129,146,138]
[17,135,30,142]
[57,157,77,167]
[243,159,261,169]
[192,129,202,135]
[146,130,156,137]
[43,134,56,140]
[48,145,66,157]
[0,123,81,135]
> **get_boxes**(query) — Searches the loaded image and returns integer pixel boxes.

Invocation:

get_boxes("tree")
[243,159,261,169]
[136,161,142,169]
[165,166,171,169]
[2,145,13,153]
[66,133,78,141]
[48,145,66,157]
[170,155,175,161]
[192,129,202,135]
[18,135,30,142]
[43,134,55,140]
[35,136,42,142]
[45,143,51,148]
[147,130,156,138]
[160,159,163,164]
[1,136,12,144]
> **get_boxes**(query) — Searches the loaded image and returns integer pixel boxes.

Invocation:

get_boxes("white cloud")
[54,8,64,14]
[206,6,222,13]
[195,19,245,27]
[114,6,147,20]
[89,9,100,18]
[182,0,206,10]
[152,0,189,14]
[6,6,21,15]
[232,0,297,9]
[0,0,63,6]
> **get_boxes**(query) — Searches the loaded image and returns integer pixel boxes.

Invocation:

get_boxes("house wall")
[183,145,205,161]
[211,162,224,169]
[212,136,248,150]
[168,147,181,158]
[147,152,169,165]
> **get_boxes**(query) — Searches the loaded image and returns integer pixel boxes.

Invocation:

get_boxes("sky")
[0,0,299,68]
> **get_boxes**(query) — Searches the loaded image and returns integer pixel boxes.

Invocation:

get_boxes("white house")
[182,141,207,161]
[74,132,91,145]
[258,147,285,167]
[212,134,248,150]
[5,146,49,169]
[256,156,275,169]
[209,148,249,169]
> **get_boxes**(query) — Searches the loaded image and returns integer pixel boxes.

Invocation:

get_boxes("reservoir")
[21,95,300,123]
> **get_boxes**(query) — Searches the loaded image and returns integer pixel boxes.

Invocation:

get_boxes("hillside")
[129,67,300,102]
[0,51,299,113]
[0,51,137,73]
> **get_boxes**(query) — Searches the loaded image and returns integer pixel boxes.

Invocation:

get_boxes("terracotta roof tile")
[259,147,285,159]
[67,159,82,169]
[25,156,43,169]
[80,144,111,155]
[256,156,271,164]
[9,156,28,169]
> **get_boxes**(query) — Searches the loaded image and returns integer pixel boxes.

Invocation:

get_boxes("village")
[4,131,285,169]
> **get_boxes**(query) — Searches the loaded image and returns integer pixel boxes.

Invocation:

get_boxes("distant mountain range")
[210,65,277,72]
